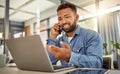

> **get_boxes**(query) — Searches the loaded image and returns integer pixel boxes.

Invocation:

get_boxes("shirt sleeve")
[69,32,103,68]
[47,38,59,65]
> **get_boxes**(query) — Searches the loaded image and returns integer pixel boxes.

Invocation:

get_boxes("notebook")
[5,35,74,72]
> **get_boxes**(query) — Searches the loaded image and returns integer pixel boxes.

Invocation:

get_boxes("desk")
[0,67,76,74]
[0,67,120,74]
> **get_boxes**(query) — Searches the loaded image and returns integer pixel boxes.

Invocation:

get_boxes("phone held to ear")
[58,26,62,34]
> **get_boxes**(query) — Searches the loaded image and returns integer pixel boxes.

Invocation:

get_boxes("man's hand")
[46,41,71,62]
[50,23,60,38]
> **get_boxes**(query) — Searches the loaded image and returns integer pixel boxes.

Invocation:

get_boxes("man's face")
[57,8,78,33]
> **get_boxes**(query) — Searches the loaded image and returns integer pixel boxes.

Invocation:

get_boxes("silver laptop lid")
[5,35,54,72]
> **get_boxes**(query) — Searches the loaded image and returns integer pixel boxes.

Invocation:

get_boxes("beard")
[62,22,77,33]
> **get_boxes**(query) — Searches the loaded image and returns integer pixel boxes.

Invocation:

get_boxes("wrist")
[50,35,57,39]
[50,33,58,38]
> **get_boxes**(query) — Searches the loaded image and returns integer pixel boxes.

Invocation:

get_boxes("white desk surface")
[0,67,77,74]
[1,67,120,74]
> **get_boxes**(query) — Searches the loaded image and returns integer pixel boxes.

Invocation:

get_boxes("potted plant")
[110,41,120,69]
[103,43,108,55]
[103,42,112,55]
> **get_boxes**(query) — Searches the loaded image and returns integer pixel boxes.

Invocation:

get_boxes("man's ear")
[75,14,79,21]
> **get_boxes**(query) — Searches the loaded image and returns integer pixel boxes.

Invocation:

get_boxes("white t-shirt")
[68,37,73,43]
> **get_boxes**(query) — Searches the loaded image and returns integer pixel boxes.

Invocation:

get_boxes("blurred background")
[0,0,120,69]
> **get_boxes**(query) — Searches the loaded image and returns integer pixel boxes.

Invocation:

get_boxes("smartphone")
[58,26,62,34]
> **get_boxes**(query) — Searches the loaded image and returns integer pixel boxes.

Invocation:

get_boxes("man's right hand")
[50,23,61,39]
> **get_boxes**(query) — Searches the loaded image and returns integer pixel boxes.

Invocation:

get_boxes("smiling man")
[46,2,103,68]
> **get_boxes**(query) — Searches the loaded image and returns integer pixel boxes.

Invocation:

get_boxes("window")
[50,16,58,28]
[78,18,98,32]
[33,20,48,46]
[14,32,25,38]
[40,20,48,46]
[0,32,3,38]
[40,30,48,46]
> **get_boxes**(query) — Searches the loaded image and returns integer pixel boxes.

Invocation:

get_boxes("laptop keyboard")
[53,65,70,70]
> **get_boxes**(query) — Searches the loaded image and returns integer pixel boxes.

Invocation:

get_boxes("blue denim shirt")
[47,25,103,68]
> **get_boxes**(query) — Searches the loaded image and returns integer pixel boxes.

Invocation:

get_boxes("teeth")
[63,24,69,28]
[63,24,68,26]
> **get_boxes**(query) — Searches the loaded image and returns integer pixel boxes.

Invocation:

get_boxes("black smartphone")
[58,26,62,34]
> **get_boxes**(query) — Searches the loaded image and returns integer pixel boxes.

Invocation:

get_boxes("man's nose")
[60,19,67,24]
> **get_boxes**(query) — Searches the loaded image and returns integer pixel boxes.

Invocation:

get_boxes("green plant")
[103,42,113,55]
[103,43,108,55]
[103,41,120,55]
[110,41,120,53]
[110,41,120,69]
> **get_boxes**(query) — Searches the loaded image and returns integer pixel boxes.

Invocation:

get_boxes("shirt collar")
[74,25,81,36]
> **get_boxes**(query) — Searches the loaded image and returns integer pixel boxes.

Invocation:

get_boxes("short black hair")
[57,2,77,13]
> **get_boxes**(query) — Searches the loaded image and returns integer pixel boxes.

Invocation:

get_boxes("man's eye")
[65,16,70,18]
[58,18,62,21]
[58,19,62,21]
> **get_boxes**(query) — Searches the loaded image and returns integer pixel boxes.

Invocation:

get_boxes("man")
[46,2,103,68]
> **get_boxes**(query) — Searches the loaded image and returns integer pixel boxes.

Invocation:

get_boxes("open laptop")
[5,35,74,72]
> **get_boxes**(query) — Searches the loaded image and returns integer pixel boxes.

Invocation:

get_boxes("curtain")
[98,10,120,60]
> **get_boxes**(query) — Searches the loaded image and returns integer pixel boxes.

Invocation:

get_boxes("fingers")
[46,44,71,62]
[52,23,60,31]
[53,23,59,31]
[46,45,60,53]
[50,23,60,38]
[46,45,57,57]
[60,41,70,49]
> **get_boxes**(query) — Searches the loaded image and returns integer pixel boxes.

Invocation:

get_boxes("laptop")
[5,35,74,72]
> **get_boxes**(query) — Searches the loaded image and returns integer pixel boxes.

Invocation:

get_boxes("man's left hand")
[46,41,71,62]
